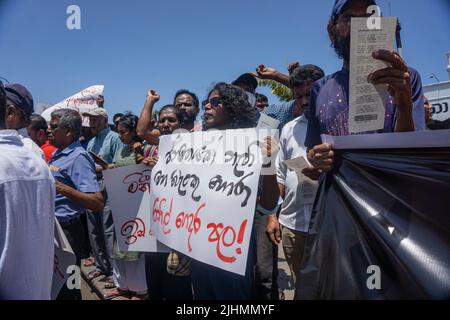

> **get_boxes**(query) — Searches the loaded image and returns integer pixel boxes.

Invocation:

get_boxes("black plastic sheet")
[296,148,450,300]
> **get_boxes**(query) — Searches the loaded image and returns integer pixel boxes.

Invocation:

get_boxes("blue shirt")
[87,127,123,164]
[80,136,92,150]
[304,67,425,149]
[262,100,296,131]
[49,140,100,222]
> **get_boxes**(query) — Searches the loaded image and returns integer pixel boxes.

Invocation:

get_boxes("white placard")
[349,17,397,133]
[149,129,263,275]
[51,218,76,300]
[103,164,166,252]
[41,85,104,122]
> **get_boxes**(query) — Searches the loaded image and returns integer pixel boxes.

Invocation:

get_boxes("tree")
[257,79,293,102]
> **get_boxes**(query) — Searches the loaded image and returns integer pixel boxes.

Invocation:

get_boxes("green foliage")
[257,79,293,102]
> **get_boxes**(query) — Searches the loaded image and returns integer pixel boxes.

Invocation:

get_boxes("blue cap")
[331,0,376,21]
[4,83,34,116]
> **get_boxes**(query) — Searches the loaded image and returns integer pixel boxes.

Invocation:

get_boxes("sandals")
[87,269,103,280]
[103,288,130,300]
[130,293,149,300]
[104,277,116,289]
[83,257,95,267]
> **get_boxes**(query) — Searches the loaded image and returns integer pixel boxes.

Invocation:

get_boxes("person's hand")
[256,65,279,79]
[369,50,412,114]
[146,89,160,104]
[260,136,279,158]
[107,164,116,170]
[132,142,144,154]
[266,214,281,245]
[95,164,104,173]
[301,166,322,181]
[287,61,300,74]
[307,143,334,172]
[55,180,68,195]
[96,95,105,108]
[143,156,158,168]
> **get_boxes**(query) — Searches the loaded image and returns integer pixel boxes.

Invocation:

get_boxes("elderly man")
[0,81,55,300]
[4,83,45,159]
[48,109,104,299]
[83,107,122,284]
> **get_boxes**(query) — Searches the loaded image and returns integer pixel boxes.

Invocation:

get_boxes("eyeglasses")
[201,97,221,109]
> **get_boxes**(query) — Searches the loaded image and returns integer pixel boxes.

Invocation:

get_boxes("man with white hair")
[83,107,123,284]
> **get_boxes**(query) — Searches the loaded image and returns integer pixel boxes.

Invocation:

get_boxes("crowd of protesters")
[1,0,449,301]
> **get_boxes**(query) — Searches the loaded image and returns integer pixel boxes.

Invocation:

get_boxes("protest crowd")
[1,0,449,301]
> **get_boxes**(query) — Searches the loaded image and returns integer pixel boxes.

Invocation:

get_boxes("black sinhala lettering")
[208,172,253,207]
[224,149,255,177]
[170,170,201,202]
[153,170,168,187]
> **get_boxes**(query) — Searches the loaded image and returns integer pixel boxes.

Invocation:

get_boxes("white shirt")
[0,130,55,300]
[17,128,45,160]
[276,116,316,232]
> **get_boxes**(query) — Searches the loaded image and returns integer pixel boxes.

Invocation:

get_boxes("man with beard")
[304,0,425,175]
[173,90,201,131]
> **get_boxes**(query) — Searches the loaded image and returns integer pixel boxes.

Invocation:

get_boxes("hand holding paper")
[307,143,334,173]
[369,50,414,132]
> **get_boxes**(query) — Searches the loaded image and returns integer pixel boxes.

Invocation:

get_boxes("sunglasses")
[201,97,221,109]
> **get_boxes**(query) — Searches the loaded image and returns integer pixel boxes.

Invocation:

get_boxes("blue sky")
[0,0,449,117]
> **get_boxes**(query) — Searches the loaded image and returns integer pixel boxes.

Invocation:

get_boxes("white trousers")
[112,255,148,294]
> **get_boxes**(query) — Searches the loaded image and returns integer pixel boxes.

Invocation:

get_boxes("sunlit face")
[26,126,47,147]
[5,103,26,130]
[203,91,229,129]
[256,99,268,112]
[175,94,198,123]
[117,123,134,145]
[292,82,313,118]
[47,116,67,149]
[158,108,181,135]
[88,115,107,136]
[330,0,374,61]
[424,98,433,125]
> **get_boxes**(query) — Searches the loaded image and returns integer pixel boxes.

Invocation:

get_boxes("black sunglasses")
[201,97,221,109]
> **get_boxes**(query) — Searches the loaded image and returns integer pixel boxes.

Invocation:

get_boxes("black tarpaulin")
[296,147,450,300]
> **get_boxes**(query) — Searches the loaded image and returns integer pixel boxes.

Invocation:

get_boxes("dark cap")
[4,83,34,116]
[232,73,258,91]
[331,0,376,21]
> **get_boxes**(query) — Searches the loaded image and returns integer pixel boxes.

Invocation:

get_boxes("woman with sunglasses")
[191,83,279,300]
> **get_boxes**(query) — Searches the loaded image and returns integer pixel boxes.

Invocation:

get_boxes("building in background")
[423,52,450,122]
